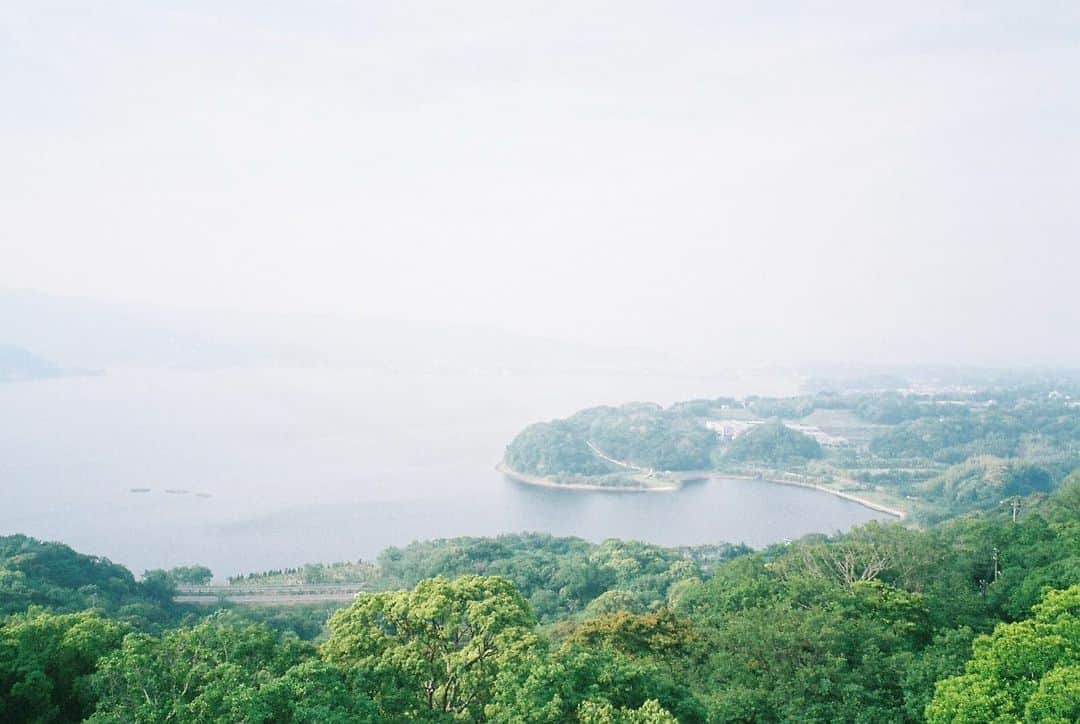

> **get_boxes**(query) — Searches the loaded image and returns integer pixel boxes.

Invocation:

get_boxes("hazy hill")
[724,420,824,465]
[0,289,669,374]
[0,343,65,381]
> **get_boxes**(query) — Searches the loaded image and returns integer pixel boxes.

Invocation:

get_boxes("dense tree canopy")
[323,575,536,720]
[919,456,1054,520]
[723,420,824,465]
[2,391,1078,723]
[87,613,377,723]
[0,609,124,723]
[371,534,748,622]
[503,420,614,477]
[504,402,720,478]
[925,584,1080,723]
[5,481,1077,722]
[503,384,1080,523]
[0,536,179,630]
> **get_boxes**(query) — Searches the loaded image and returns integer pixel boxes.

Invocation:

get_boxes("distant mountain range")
[0,343,83,381]
[0,289,672,374]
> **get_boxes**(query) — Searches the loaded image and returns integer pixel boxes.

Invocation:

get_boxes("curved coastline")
[711,472,906,519]
[496,462,681,493]
[498,462,905,518]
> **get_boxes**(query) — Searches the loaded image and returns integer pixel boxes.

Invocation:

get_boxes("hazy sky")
[3,2,1079,366]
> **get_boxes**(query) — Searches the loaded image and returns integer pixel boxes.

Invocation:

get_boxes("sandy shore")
[496,462,681,493]
[498,462,905,517]
[709,472,906,519]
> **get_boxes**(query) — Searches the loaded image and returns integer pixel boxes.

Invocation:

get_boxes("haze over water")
[3,2,1076,579]
[0,367,889,578]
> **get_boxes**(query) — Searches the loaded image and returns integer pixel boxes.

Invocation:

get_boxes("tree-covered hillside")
[2,473,1078,721]
[0,344,63,381]
[918,456,1054,521]
[0,535,181,629]
[503,383,1080,520]
[4,380,1079,721]
[235,534,751,624]
[502,420,614,477]
[723,420,823,464]
[503,403,718,480]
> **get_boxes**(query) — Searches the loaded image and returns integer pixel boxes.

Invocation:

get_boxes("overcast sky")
[3,2,1078,366]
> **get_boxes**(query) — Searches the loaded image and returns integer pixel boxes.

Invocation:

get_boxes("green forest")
[502,384,1080,520]
[3,380,1080,721]
[2,471,1079,722]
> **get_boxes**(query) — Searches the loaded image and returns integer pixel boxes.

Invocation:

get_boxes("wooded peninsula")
[502,381,1078,524]
[2,377,1078,722]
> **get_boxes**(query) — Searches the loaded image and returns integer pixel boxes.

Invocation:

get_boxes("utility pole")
[1011,497,1021,523]
[992,547,1000,582]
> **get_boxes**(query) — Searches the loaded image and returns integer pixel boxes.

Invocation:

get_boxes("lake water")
[0,368,890,578]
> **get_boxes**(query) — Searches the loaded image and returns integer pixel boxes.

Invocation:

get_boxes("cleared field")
[797,408,889,444]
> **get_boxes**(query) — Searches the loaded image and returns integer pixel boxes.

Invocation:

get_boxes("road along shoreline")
[498,462,905,518]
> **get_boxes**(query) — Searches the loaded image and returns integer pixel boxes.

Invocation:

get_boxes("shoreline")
[498,462,905,518]
[496,462,681,493]
[708,472,906,519]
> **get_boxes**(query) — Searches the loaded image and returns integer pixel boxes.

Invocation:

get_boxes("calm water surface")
[0,368,890,578]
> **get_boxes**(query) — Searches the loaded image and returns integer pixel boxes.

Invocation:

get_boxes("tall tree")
[0,609,123,723]
[926,584,1080,723]
[322,575,537,720]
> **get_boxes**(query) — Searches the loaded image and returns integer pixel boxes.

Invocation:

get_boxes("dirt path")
[585,441,654,475]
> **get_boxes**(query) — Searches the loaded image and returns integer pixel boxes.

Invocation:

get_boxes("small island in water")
[501,379,1077,524]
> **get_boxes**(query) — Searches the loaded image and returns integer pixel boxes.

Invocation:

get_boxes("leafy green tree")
[919,457,1054,518]
[899,626,978,721]
[1022,664,1080,724]
[746,396,816,420]
[577,698,678,723]
[0,535,144,617]
[925,584,1080,723]
[504,402,720,476]
[487,642,704,723]
[252,660,379,723]
[0,609,124,723]
[138,570,178,606]
[166,566,213,585]
[583,590,643,617]
[504,421,612,476]
[688,576,932,722]
[372,534,721,623]
[565,609,694,662]
[89,612,306,723]
[1046,469,1080,524]
[322,575,537,720]
[724,420,823,465]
